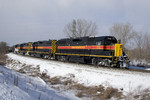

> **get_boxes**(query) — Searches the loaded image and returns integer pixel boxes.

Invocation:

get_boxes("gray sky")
[0,0,150,46]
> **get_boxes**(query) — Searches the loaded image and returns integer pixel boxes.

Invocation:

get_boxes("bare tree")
[64,19,98,38]
[143,33,150,62]
[0,42,8,65]
[109,23,135,48]
[0,42,8,54]
[129,32,150,62]
[134,32,144,59]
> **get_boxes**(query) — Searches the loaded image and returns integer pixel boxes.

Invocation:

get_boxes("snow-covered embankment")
[6,53,150,93]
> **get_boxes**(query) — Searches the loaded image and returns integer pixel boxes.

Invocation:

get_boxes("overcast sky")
[0,0,150,46]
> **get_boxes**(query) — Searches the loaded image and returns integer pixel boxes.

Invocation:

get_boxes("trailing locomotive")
[14,36,130,68]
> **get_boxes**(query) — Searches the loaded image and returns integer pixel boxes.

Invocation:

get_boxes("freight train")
[13,36,130,68]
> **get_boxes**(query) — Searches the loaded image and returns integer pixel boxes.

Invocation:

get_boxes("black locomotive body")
[14,36,129,68]
[56,36,116,63]
[28,40,52,58]
[15,43,29,55]
[59,36,116,55]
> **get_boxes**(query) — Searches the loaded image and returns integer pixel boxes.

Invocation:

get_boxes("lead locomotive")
[14,36,130,68]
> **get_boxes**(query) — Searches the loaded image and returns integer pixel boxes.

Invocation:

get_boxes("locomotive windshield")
[104,37,117,45]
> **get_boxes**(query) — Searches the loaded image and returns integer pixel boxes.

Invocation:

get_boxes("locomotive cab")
[102,37,130,68]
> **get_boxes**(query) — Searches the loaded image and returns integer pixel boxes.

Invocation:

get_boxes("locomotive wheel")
[63,56,68,62]
[104,59,111,67]
[56,56,60,61]
[22,52,25,55]
[84,59,91,64]
[57,56,68,62]
[92,58,98,66]
[40,54,43,58]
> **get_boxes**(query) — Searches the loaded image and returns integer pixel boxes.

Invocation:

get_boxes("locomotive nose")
[114,43,130,68]
[114,43,123,57]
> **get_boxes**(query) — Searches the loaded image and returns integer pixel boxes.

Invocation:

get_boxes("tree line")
[64,19,150,63]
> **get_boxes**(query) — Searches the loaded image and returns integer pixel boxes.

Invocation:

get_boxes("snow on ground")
[129,66,150,70]
[130,59,150,67]
[6,53,150,93]
[0,65,79,100]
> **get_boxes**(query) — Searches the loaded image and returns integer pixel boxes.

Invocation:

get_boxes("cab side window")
[96,40,104,45]
[96,41,102,45]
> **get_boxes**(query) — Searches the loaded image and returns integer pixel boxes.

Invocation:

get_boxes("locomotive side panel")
[56,36,117,64]
[28,40,52,57]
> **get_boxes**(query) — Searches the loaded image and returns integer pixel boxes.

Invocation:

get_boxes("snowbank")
[0,65,79,100]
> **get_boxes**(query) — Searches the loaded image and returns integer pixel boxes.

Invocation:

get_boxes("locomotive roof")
[33,40,52,43]
[58,36,117,41]
[94,36,117,41]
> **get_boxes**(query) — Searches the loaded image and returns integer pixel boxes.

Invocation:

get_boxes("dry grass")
[62,79,73,85]
[18,65,40,77]
[68,83,123,99]
[125,87,150,100]
[18,67,26,73]
[0,53,7,65]
[7,58,40,76]
[102,87,122,99]
[48,76,62,85]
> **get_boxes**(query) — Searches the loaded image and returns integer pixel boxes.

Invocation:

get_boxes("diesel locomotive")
[14,36,130,68]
